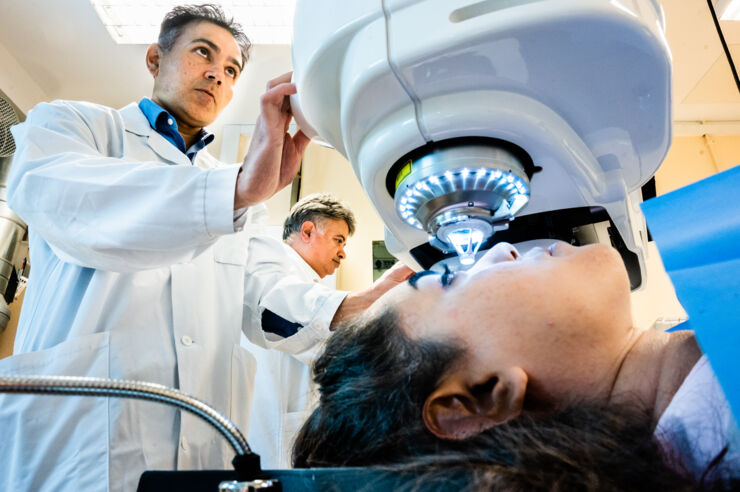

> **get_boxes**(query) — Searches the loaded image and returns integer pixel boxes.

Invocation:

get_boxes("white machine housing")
[290,0,672,289]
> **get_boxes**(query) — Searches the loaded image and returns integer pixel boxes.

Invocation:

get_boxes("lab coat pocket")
[0,332,111,491]
[282,409,312,466]
[214,233,249,266]
[230,343,257,435]
[0,330,111,376]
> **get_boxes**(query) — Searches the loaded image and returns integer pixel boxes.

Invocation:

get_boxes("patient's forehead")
[373,281,447,339]
[370,282,411,315]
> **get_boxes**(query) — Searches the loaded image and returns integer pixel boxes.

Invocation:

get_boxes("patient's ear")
[422,367,528,440]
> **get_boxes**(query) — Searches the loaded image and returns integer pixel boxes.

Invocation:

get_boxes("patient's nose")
[486,241,520,263]
[467,241,520,273]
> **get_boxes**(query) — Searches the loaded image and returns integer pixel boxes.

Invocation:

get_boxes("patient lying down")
[293,241,739,489]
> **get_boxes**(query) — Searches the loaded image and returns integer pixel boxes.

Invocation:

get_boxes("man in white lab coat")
[0,5,311,491]
[241,194,413,468]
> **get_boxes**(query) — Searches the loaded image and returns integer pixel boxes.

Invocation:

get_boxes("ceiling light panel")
[717,0,740,20]
[90,0,296,45]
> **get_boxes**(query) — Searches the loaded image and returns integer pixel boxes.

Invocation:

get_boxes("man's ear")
[422,367,528,440]
[300,221,316,243]
[145,44,162,77]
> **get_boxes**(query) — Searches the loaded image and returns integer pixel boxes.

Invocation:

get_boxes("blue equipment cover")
[642,165,740,420]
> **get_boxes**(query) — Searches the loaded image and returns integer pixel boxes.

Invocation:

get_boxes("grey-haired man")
[242,193,412,467]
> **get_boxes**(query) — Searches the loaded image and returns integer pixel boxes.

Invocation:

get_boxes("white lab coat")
[0,100,318,492]
[240,235,347,468]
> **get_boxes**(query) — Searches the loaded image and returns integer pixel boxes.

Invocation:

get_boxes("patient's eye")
[408,270,437,289]
[408,266,456,290]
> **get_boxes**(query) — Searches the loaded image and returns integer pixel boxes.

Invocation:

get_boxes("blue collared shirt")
[138,98,214,162]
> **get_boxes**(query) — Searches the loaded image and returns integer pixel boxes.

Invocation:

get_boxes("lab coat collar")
[119,102,191,166]
[282,243,322,283]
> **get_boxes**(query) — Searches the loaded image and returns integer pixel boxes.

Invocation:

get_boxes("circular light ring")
[395,166,530,231]
[393,142,532,257]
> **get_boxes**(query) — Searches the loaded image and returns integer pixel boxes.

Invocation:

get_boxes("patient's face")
[380,241,635,408]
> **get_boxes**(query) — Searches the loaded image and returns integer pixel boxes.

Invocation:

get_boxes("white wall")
[631,242,686,329]
[0,42,48,113]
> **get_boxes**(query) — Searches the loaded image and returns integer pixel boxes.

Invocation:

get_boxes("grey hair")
[283,193,357,240]
[158,4,251,68]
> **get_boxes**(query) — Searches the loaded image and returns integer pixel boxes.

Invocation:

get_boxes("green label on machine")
[395,160,413,190]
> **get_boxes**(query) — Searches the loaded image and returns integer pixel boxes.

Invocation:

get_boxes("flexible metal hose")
[0,375,251,456]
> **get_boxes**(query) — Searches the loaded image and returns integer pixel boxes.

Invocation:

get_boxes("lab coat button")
[181,335,193,346]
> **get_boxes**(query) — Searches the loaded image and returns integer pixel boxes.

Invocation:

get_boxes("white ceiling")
[1,0,740,135]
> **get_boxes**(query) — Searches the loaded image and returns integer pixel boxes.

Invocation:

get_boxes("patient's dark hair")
[294,308,464,467]
[293,309,732,491]
[159,4,251,67]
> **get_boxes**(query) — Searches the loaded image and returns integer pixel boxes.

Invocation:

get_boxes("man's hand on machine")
[235,72,311,210]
